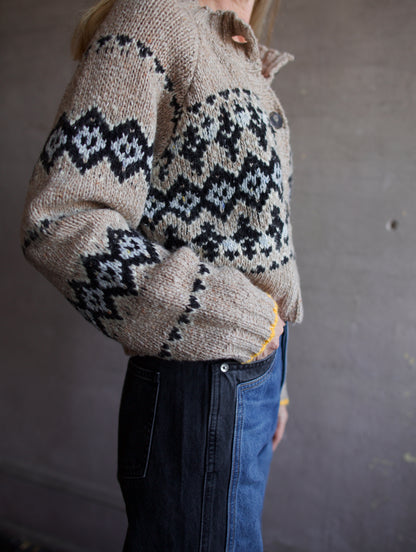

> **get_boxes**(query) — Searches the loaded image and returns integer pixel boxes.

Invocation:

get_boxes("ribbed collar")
[188,0,294,82]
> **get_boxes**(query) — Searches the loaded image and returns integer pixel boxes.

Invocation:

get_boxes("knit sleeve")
[19,0,278,363]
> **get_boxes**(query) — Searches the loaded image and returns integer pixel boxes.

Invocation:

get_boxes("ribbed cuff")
[182,263,280,363]
[243,294,278,363]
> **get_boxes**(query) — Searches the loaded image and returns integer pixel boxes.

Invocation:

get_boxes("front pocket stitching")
[238,352,277,391]
[118,370,160,479]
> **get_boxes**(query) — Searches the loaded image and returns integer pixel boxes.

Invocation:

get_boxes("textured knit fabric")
[20,0,303,403]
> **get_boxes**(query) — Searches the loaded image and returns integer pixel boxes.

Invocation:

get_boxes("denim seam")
[199,368,220,552]
[226,391,244,551]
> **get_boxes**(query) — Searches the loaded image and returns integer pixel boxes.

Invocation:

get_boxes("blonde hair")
[250,0,280,46]
[71,0,280,61]
[71,0,117,61]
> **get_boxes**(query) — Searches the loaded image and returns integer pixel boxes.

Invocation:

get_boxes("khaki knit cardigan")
[20,0,303,402]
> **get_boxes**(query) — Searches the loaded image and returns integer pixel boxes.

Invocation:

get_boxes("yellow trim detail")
[280,398,289,406]
[243,294,279,364]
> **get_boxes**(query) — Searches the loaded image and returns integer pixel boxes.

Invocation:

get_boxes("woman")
[20,0,303,549]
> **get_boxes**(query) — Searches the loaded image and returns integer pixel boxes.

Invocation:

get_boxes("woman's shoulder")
[101,0,197,45]
[86,0,199,84]
[79,0,199,102]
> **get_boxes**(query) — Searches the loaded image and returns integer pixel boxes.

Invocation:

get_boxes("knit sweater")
[20,0,303,404]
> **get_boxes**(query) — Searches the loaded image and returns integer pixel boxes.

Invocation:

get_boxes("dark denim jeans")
[117,323,289,551]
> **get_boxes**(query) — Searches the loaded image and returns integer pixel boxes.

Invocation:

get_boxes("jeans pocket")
[117,359,160,480]
[247,348,277,368]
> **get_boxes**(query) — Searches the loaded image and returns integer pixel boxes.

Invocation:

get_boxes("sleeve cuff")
[244,295,279,363]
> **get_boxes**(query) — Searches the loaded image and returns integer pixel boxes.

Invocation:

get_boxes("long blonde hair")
[251,0,280,46]
[71,0,280,61]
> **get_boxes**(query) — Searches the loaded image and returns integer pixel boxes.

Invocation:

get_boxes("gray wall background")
[1,0,415,551]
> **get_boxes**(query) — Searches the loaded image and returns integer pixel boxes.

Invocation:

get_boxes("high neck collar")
[188,0,294,82]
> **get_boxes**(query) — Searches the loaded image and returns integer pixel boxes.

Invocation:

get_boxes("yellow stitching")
[243,294,279,364]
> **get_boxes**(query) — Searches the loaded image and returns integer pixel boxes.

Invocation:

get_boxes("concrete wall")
[1,0,415,551]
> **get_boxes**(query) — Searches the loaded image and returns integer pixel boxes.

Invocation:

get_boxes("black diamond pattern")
[40,108,153,183]
[68,228,160,334]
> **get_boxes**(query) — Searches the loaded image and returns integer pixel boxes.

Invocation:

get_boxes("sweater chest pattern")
[141,87,295,274]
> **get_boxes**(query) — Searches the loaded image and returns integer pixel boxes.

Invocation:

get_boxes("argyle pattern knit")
[20,0,303,402]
